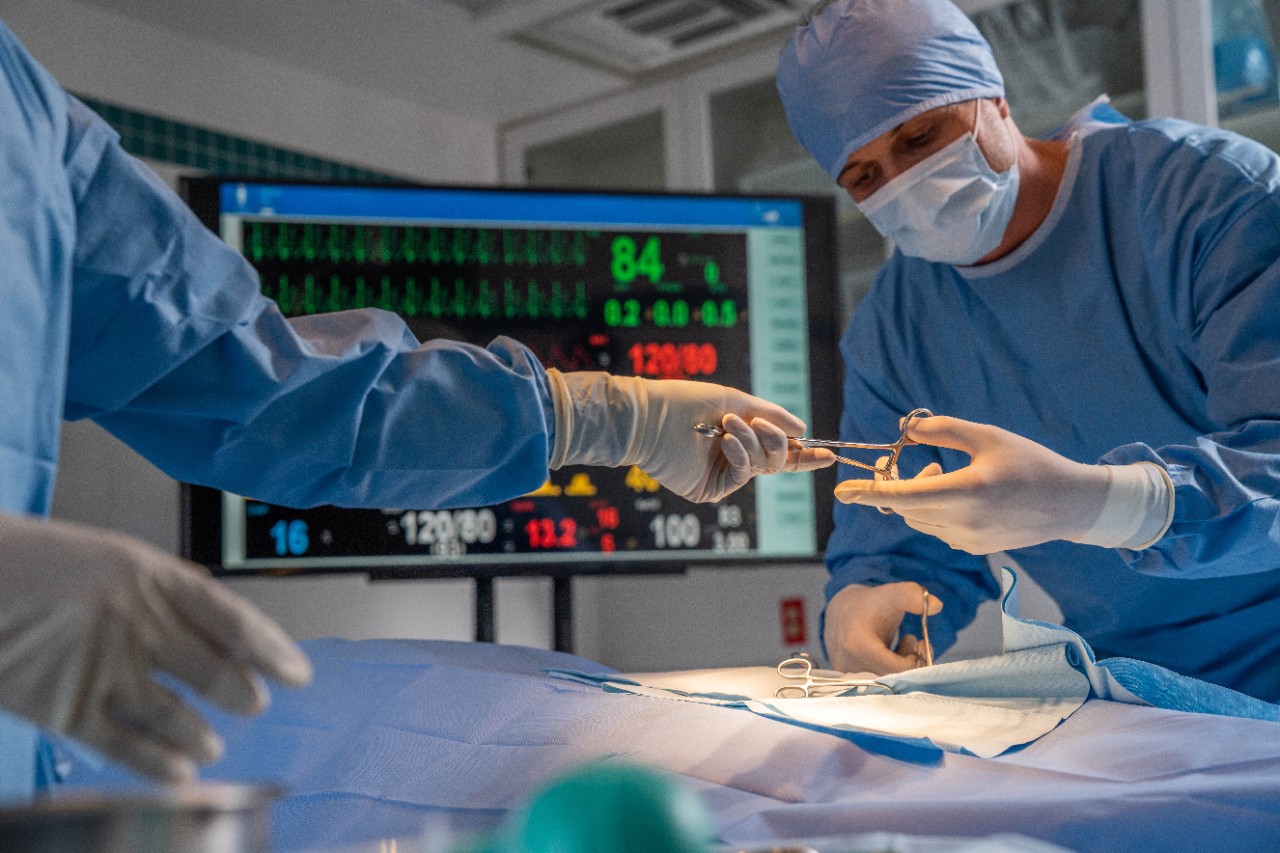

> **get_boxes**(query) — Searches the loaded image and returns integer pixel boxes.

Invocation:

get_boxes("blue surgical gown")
[828,111,1280,702]
[0,18,554,796]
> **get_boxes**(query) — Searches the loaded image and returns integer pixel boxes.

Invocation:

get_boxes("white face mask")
[856,103,1020,265]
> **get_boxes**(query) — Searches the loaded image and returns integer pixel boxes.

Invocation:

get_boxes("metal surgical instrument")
[694,408,933,515]
[919,589,934,668]
[693,408,933,481]
[774,653,895,699]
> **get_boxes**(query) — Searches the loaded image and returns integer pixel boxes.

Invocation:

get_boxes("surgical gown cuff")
[1074,462,1174,550]
[545,370,650,472]
[547,368,571,469]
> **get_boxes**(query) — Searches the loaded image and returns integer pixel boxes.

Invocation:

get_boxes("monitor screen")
[181,178,839,578]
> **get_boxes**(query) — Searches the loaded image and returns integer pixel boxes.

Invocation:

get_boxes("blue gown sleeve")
[58,97,556,510]
[1102,130,1280,578]
[824,286,998,655]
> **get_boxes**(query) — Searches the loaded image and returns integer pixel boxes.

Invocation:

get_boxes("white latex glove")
[823,582,943,675]
[833,415,1172,554]
[0,513,313,782]
[547,369,835,503]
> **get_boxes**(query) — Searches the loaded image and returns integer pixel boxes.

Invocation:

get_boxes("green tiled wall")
[76,94,400,183]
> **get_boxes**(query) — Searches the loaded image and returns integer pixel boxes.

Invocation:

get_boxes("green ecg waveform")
[244,221,590,269]
[248,220,598,321]
[270,273,589,321]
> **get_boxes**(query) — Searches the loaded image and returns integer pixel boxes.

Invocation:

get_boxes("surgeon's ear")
[993,96,1011,119]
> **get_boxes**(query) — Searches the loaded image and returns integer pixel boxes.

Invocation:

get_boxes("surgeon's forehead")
[841,101,971,170]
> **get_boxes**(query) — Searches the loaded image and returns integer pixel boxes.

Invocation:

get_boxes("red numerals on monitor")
[627,342,718,379]
[524,517,578,549]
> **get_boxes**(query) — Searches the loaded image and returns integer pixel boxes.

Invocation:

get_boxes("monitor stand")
[472,575,575,655]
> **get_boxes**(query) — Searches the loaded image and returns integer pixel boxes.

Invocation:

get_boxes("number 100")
[649,513,701,548]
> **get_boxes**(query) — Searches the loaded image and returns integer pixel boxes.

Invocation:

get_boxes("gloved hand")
[0,513,313,782]
[547,370,835,503]
[834,415,1173,554]
[823,582,943,675]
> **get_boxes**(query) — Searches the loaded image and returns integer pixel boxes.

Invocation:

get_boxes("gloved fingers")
[899,515,963,549]
[827,632,920,675]
[152,561,312,687]
[899,515,994,554]
[939,535,998,556]
[899,513,947,533]
[720,414,787,474]
[899,413,1000,454]
[784,446,836,472]
[884,496,994,553]
[915,461,945,479]
[723,415,834,473]
[107,674,225,766]
[824,582,935,675]
[719,414,759,468]
[844,630,926,671]
[723,390,808,439]
[147,604,272,715]
[895,632,920,660]
[717,432,751,474]
[710,437,754,502]
[891,585,943,670]
[881,580,944,617]
[832,469,967,510]
[78,709,200,783]
[750,417,792,473]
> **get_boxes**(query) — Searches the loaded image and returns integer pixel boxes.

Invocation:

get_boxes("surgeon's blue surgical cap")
[777,0,1004,180]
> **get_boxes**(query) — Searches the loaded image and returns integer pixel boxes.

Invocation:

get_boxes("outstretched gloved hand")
[0,513,313,782]
[547,370,835,503]
[833,415,1172,554]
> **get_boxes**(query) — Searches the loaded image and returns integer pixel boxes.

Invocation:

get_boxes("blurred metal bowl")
[0,783,279,853]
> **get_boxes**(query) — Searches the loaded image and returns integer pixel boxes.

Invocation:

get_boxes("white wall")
[0,0,497,183]
[5,0,582,654]
[578,563,830,672]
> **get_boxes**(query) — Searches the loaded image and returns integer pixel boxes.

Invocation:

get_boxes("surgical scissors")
[694,408,932,515]
[774,653,895,699]
[693,407,932,482]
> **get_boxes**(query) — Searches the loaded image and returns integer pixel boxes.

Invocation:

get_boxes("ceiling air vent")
[513,0,812,77]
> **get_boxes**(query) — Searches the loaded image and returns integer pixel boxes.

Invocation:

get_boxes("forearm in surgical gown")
[71,136,556,510]
[826,110,1280,701]
[0,18,555,518]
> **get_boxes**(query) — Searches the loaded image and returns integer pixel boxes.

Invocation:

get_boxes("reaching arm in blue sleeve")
[55,97,555,510]
[1102,136,1280,577]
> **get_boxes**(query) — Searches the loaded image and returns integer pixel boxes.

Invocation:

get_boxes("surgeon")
[776,0,1280,700]
[0,17,834,798]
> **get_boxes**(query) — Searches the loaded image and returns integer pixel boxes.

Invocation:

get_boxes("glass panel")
[1212,0,1280,150]
[524,112,666,190]
[710,79,883,325]
[971,0,1147,138]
